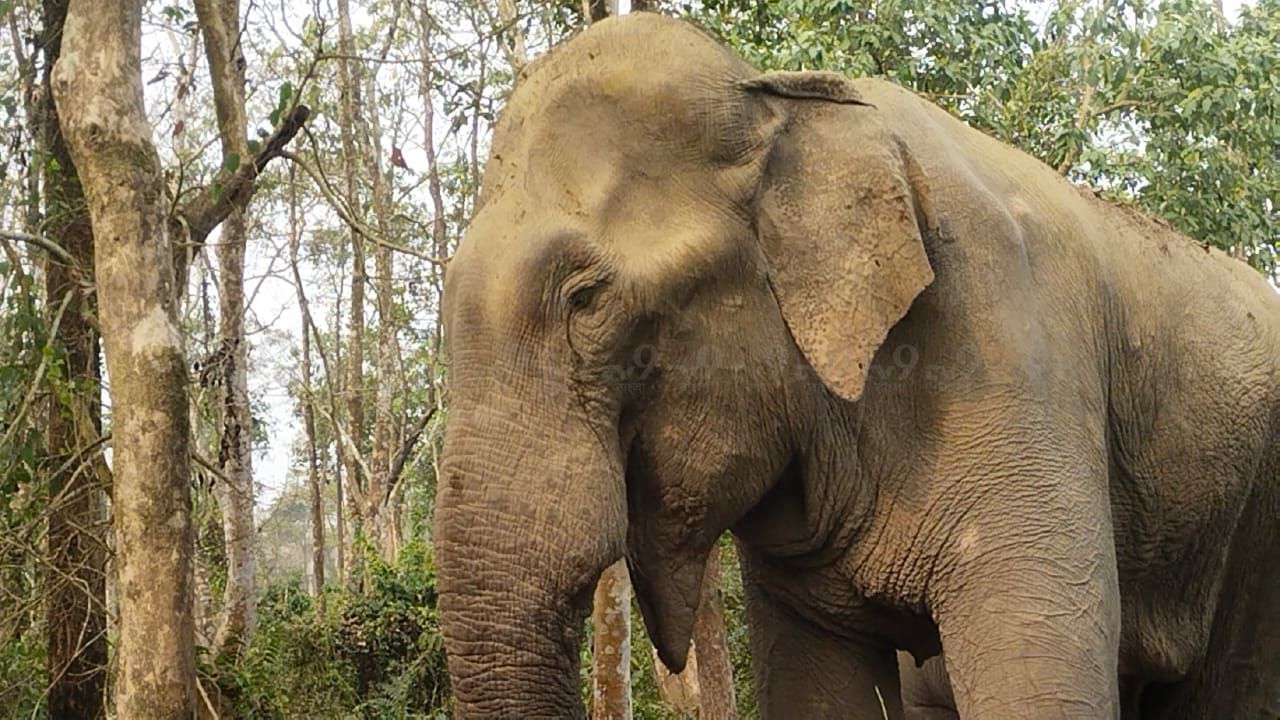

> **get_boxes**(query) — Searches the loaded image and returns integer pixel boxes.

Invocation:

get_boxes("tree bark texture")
[51,1,196,715]
[39,2,106,715]
[194,0,257,658]
[691,545,737,719]
[592,559,633,719]
[652,545,737,719]
[653,645,699,716]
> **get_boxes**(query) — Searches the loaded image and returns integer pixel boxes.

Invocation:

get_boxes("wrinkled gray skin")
[434,14,1280,719]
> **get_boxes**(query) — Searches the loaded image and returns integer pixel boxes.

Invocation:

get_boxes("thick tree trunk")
[195,0,256,658]
[51,1,196,715]
[592,559,632,719]
[39,3,106,715]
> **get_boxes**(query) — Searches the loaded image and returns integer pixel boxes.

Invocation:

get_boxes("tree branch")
[281,149,448,265]
[0,229,82,276]
[1091,98,1153,117]
[174,104,312,249]
[383,406,437,506]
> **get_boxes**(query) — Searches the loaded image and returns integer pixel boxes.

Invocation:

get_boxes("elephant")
[433,13,1280,719]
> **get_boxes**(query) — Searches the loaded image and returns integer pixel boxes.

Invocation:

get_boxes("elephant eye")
[566,281,604,313]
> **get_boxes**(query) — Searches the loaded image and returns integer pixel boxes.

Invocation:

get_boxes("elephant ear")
[743,72,935,402]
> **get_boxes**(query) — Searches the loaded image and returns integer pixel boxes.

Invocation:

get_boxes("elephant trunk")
[434,396,626,718]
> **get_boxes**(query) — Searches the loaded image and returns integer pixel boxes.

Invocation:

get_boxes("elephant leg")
[931,481,1123,718]
[739,550,904,719]
[1138,478,1280,719]
[899,653,958,719]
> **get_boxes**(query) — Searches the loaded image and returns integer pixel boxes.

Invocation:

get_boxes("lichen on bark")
[51,0,196,715]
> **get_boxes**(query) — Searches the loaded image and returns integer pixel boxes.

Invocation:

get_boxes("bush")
[212,540,449,719]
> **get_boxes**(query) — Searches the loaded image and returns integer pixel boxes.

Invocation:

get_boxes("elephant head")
[434,13,935,717]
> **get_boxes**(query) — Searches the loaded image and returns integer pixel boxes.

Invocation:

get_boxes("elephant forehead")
[512,87,760,208]
[479,23,766,207]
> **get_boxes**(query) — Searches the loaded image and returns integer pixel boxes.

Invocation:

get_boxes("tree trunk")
[495,0,528,71]
[653,646,700,716]
[51,1,196,715]
[366,146,394,560]
[288,166,325,598]
[592,559,632,719]
[334,439,347,583]
[336,0,369,584]
[692,545,736,719]
[652,545,737,719]
[195,0,257,659]
[346,0,403,561]
[39,2,107,715]
[331,291,348,584]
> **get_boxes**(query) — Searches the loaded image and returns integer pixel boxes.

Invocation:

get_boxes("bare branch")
[0,229,83,277]
[281,150,448,265]
[383,406,438,506]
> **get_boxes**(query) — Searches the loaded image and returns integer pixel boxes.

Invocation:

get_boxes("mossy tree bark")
[51,0,196,715]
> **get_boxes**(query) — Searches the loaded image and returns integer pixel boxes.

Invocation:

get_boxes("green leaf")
[246,138,261,153]
[222,152,241,173]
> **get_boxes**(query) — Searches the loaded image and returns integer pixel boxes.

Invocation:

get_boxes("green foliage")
[0,263,47,504]
[269,82,294,126]
[0,619,46,718]
[0,262,49,713]
[213,540,449,719]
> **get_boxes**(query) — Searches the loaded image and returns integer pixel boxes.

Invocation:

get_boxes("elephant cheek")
[628,546,710,672]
